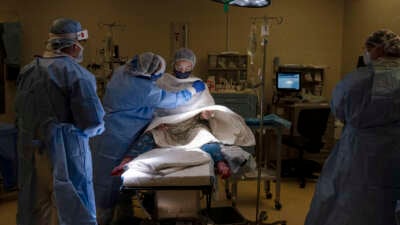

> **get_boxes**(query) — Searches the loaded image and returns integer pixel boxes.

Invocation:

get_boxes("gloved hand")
[111,156,134,176]
[192,80,206,93]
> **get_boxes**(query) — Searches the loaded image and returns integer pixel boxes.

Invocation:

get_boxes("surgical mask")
[363,50,371,66]
[74,42,84,63]
[174,70,191,79]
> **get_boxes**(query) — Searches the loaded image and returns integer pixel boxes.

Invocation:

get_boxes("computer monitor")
[276,72,301,92]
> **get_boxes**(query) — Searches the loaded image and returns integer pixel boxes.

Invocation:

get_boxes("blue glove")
[192,80,206,93]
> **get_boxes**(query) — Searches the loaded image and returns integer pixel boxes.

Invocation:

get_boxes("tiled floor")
[0,178,316,225]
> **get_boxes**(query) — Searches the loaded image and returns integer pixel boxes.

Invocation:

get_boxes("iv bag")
[247,23,257,64]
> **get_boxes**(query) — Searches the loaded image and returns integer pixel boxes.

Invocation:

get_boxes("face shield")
[47,29,89,52]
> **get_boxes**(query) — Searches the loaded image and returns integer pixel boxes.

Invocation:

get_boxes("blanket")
[125,147,211,175]
[150,73,255,149]
[123,74,255,178]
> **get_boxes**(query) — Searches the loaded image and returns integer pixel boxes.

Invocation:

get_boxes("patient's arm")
[111,132,157,176]
[111,156,134,176]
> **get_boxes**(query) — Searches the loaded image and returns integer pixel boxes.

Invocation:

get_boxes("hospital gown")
[15,56,105,225]
[90,66,195,217]
[305,59,400,225]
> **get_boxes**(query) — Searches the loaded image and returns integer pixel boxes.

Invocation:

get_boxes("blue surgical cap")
[47,18,83,51]
[50,18,82,34]
[174,48,196,67]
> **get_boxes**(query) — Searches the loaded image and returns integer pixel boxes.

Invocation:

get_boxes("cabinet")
[212,93,257,118]
[207,53,248,86]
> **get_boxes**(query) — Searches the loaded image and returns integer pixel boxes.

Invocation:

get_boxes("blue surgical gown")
[90,66,192,211]
[305,63,400,225]
[15,56,105,225]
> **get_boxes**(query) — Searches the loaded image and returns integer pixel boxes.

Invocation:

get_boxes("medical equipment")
[247,22,257,65]
[212,0,285,223]
[276,72,301,92]
[212,0,271,8]
[243,16,285,225]
[98,22,126,76]
[226,115,290,210]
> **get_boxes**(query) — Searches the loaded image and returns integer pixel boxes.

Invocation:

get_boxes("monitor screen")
[276,72,301,91]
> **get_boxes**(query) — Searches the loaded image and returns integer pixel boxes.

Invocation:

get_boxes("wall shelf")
[207,53,249,83]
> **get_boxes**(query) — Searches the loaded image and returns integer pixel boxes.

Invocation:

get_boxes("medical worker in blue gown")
[14,18,105,225]
[305,29,400,225]
[90,52,206,225]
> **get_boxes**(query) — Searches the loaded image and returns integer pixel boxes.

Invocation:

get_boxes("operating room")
[1,0,400,225]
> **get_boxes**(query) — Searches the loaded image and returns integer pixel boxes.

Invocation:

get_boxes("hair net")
[365,29,400,57]
[128,52,166,77]
[46,18,84,51]
[174,48,196,67]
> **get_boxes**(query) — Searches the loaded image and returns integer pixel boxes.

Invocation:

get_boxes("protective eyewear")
[77,29,89,41]
[174,64,193,73]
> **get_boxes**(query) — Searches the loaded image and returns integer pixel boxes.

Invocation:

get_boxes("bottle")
[206,76,216,92]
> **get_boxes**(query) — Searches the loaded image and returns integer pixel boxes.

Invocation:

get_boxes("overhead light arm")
[212,0,271,8]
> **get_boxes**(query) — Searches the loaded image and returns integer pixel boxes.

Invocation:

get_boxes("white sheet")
[125,147,211,175]
[121,146,256,187]
[122,148,214,187]
[151,73,255,148]
[148,105,255,148]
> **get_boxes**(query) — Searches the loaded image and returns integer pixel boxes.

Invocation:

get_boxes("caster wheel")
[258,211,268,221]
[266,192,272,199]
[225,191,232,200]
[275,202,282,210]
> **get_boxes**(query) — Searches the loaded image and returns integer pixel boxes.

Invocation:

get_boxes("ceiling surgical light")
[212,0,271,8]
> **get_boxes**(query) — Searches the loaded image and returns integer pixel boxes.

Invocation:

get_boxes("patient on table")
[113,48,255,181]
[112,110,231,178]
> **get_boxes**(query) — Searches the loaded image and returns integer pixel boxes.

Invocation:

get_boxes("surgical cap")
[174,48,196,67]
[128,52,166,77]
[365,29,400,57]
[50,18,82,34]
[46,18,84,51]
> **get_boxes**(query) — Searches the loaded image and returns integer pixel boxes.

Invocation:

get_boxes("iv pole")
[212,2,285,224]
[249,16,285,225]
[98,22,126,76]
